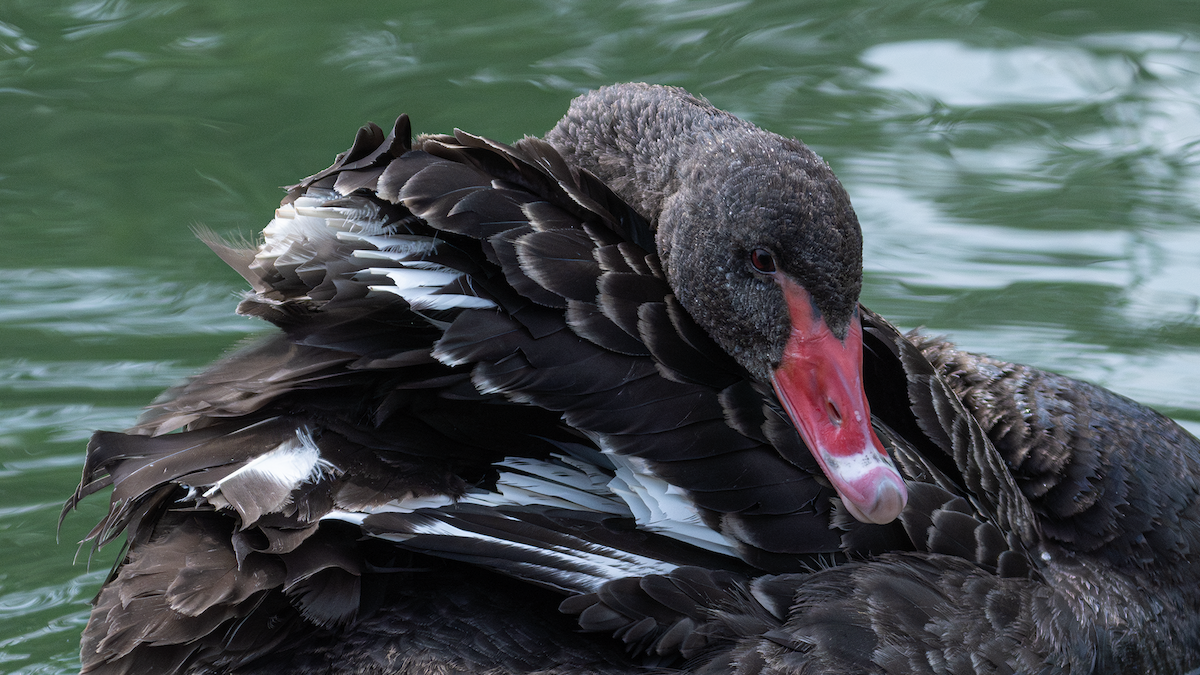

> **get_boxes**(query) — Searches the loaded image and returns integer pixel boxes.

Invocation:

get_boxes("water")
[2,0,1198,671]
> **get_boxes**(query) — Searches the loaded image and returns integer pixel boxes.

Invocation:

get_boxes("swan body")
[65,83,1200,674]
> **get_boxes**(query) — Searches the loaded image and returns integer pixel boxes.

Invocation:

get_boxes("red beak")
[769,277,907,525]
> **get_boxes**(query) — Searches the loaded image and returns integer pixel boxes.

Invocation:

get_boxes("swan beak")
[769,279,907,525]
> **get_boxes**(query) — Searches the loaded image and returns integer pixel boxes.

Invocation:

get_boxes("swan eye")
[750,248,776,274]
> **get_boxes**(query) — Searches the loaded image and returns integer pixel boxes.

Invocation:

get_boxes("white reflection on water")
[0,360,195,392]
[854,177,1200,415]
[843,30,1200,423]
[863,40,1134,106]
[862,33,1200,180]
[0,268,262,336]
[326,27,420,79]
[0,18,38,53]
[0,568,104,641]
[60,0,183,41]
[0,406,142,445]
[854,183,1134,288]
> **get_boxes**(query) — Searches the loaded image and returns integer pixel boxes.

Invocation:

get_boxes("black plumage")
[64,83,1200,674]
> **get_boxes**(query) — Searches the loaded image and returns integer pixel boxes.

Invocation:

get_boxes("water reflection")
[842,27,1200,414]
[0,18,38,53]
[61,0,183,41]
[0,360,195,392]
[0,268,261,336]
[0,406,141,445]
[863,40,1135,106]
[326,27,419,79]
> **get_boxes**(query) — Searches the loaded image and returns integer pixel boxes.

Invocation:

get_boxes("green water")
[2,0,1199,671]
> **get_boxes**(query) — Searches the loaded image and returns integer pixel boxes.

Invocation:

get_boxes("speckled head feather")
[545,83,863,380]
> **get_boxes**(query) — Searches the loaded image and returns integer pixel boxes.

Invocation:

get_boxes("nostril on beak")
[826,400,843,427]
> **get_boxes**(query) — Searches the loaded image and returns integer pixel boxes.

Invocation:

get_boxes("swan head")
[657,134,908,526]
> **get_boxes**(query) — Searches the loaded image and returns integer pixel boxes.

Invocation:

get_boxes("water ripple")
[0,360,195,392]
[863,40,1135,106]
[326,28,419,79]
[0,406,140,445]
[0,570,100,623]
[0,268,260,337]
[60,0,183,41]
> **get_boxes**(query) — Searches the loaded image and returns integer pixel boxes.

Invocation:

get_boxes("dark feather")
[567,300,653,356]
[517,228,603,302]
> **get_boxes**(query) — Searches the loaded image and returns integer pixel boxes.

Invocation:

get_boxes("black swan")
[64,83,1200,674]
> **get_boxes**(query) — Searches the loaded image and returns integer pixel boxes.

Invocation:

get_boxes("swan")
[64,83,1200,674]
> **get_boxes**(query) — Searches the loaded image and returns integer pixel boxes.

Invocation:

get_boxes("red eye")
[750,248,776,274]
